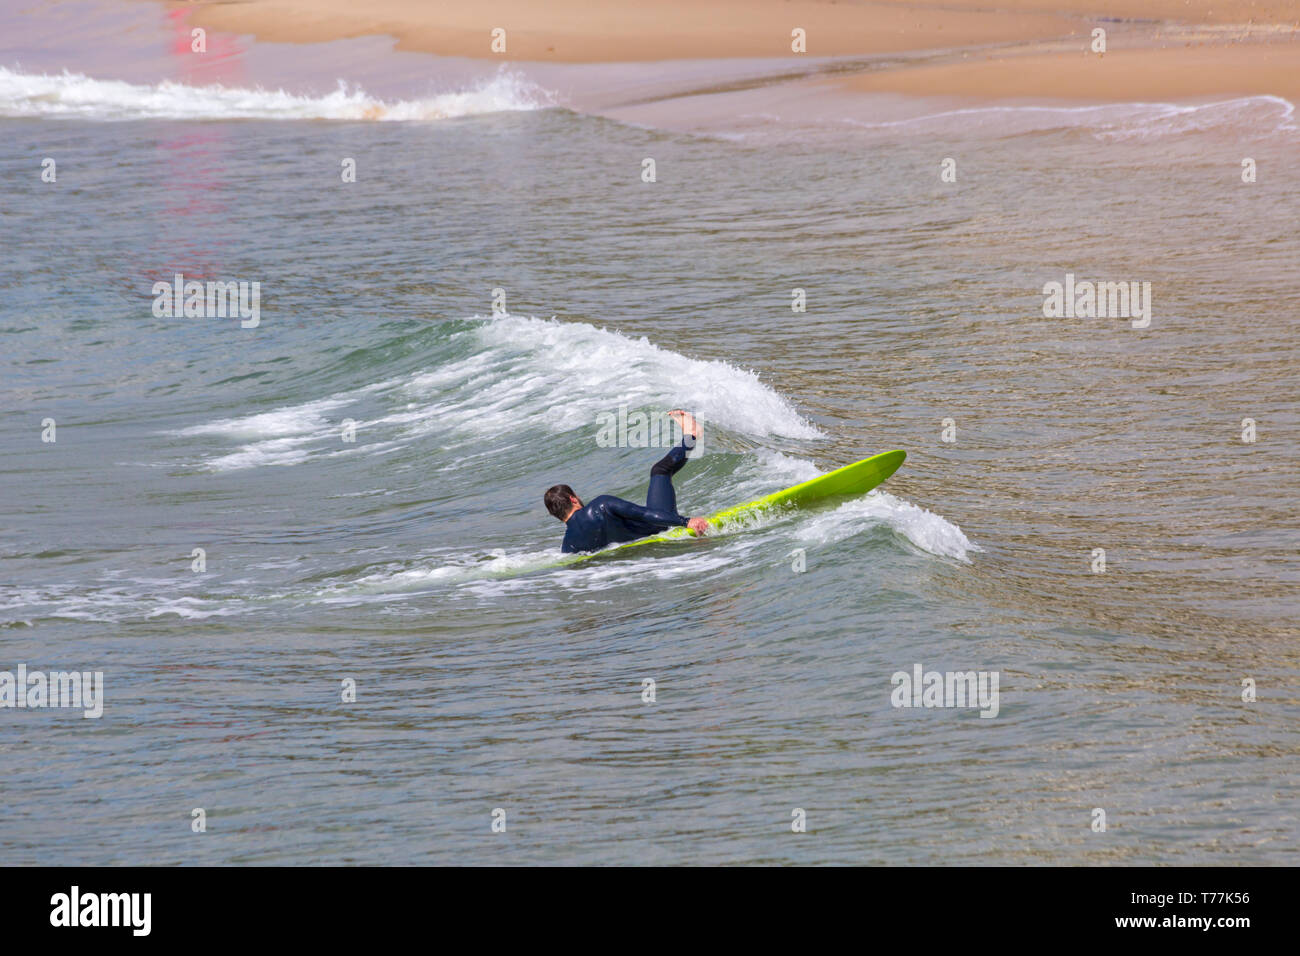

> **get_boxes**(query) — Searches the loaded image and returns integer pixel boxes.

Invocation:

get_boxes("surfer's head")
[545,484,581,521]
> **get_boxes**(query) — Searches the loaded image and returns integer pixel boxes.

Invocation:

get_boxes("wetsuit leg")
[646,441,691,514]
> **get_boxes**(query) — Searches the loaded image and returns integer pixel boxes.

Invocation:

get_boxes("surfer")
[546,410,710,554]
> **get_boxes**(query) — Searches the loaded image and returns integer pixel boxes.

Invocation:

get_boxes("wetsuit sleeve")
[605,497,688,528]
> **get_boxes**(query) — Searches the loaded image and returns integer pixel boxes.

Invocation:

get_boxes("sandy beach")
[836,32,1300,101]
[150,0,1300,100]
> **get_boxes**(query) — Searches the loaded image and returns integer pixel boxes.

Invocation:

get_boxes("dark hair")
[544,484,578,521]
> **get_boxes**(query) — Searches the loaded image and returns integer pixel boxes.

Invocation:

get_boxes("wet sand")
[139,0,1300,102]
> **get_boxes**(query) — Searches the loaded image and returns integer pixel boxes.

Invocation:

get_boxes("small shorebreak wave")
[151,312,974,600]
[167,312,823,472]
[0,65,556,121]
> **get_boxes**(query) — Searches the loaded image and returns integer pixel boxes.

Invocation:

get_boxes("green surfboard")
[560,449,906,564]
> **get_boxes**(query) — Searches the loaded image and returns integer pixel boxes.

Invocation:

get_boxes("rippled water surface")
[1,55,1297,864]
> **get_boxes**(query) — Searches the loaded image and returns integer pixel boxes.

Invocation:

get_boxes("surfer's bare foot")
[687,517,708,535]
[668,409,699,442]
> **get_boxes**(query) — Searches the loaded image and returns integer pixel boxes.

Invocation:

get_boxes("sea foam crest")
[168,313,820,472]
[0,66,555,121]
[413,313,824,442]
[794,491,977,562]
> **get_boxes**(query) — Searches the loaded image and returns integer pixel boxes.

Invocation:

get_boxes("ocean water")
[1,8,1298,865]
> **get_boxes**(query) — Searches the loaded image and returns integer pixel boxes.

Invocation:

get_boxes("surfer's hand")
[687,517,708,536]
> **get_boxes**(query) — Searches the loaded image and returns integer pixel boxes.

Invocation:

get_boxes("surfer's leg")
[646,442,689,514]
[647,411,699,514]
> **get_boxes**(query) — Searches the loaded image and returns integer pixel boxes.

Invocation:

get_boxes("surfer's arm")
[605,497,689,529]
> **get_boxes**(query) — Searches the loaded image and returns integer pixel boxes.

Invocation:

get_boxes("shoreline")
[147,0,1084,62]
[133,0,1300,104]
[3,0,1297,122]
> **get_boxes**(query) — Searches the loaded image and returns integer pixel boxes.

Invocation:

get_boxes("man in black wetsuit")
[546,409,709,554]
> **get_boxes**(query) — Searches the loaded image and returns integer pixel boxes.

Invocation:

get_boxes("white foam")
[173,397,352,439]
[0,581,252,623]
[311,548,559,597]
[838,95,1297,141]
[146,597,243,619]
[794,491,978,562]
[173,312,822,471]
[373,548,559,585]
[0,66,555,121]
[724,449,823,505]
[416,313,823,443]
[204,436,316,471]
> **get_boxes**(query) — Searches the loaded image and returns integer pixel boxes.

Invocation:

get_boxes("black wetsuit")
[561,441,694,554]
